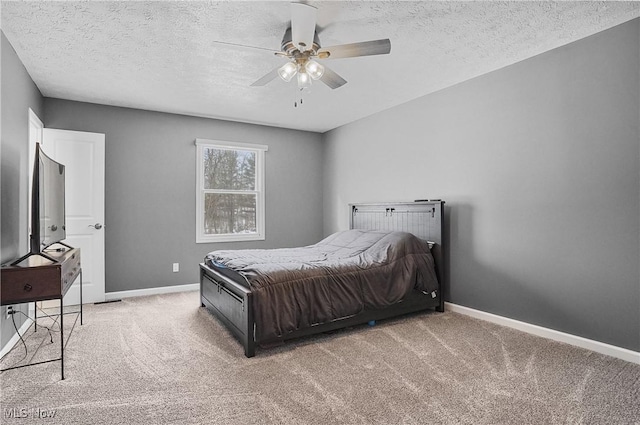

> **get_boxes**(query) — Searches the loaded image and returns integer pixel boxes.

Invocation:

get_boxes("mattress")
[205,229,438,342]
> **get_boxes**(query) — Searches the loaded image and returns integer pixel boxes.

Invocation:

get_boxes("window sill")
[196,234,265,244]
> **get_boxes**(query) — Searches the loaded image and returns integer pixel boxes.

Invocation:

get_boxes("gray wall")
[323,19,640,351]
[1,32,45,347]
[44,99,324,293]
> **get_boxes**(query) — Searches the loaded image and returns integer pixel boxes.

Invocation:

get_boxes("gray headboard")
[349,201,445,286]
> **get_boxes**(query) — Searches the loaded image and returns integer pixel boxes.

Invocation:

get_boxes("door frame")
[27,108,43,250]
[27,108,44,315]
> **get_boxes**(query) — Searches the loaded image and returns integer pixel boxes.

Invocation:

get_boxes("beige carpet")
[1,291,639,425]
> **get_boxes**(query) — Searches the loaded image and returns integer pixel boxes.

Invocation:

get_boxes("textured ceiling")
[2,1,639,133]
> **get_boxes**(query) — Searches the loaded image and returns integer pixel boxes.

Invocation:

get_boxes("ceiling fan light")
[297,71,312,89]
[305,60,325,80]
[278,62,298,82]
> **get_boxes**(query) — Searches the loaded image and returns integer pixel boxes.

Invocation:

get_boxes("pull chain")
[294,88,306,108]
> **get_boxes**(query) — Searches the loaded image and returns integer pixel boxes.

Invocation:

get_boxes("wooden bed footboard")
[200,264,255,357]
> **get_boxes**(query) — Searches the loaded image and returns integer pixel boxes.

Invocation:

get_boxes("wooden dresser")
[1,248,80,305]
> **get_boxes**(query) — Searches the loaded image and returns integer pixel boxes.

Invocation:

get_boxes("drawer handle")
[220,285,243,304]
[24,284,32,292]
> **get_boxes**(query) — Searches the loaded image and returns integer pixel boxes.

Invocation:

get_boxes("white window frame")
[195,138,267,243]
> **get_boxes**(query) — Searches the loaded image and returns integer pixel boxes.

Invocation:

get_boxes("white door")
[42,129,105,304]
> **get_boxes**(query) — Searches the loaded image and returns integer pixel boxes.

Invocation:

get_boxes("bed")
[199,201,445,357]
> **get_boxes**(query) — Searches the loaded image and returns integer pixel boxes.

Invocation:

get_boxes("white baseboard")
[445,302,640,365]
[105,283,199,301]
[0,314,34,359]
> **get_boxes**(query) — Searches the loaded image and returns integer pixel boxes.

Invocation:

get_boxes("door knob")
[88,223,103,230]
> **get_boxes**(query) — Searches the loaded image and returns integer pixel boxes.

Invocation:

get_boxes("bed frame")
[199,201,445,357]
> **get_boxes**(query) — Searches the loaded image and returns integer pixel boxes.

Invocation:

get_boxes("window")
[196,139,267,243]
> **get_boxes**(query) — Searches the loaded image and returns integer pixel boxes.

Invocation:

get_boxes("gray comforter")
[205,230,438,342]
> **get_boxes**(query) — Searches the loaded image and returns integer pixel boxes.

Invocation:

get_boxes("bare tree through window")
[196,139,266,243]
[203,148,257,235]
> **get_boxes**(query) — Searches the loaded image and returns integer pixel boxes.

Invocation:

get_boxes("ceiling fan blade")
[250,67,280,87]
[211,40,280,54]
[319,65,347,89]
[291,2,317,52]
[318,39,391,59]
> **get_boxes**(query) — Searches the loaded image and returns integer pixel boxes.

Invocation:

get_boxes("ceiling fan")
[248,2,391,91]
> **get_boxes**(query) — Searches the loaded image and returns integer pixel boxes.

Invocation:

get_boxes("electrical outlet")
[172,263,179,273]
[5,306,14,320]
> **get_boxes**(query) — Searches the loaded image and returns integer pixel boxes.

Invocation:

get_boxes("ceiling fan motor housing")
[281,27,321,55]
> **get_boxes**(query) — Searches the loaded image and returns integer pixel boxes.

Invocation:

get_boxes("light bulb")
[305,60,325,80]
[278,62,298,82]
[297,71,312,89]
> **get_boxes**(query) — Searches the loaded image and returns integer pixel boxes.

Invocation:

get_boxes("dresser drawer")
[1,267,61,304]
